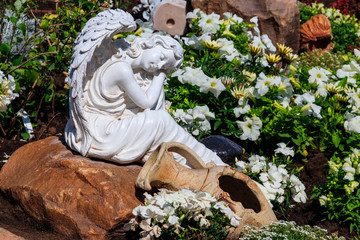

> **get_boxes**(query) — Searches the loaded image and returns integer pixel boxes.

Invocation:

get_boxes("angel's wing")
[67,9,137,156]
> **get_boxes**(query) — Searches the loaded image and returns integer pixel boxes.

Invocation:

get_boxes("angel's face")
[139,45,177,73]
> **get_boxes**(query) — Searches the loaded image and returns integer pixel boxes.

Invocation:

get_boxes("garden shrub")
[313,148,360,234]
[239,220,346,240]
[0,0,105,139]
[298,49,348,69]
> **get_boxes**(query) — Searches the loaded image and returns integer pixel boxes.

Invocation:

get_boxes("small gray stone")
[200,135,243,166]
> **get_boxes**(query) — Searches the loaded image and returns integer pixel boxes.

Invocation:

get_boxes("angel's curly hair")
[126,35,184,69]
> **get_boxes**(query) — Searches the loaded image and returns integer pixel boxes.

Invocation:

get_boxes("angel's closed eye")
[160,53,166,61]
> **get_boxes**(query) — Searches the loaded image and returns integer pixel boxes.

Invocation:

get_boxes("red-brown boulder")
[190,0,300,53]
[0,228,25,240]
[0,136,144,240]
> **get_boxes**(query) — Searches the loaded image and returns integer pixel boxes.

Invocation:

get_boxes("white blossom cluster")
[319,149,360,207]
[294,91,322,119]
[184,9,242,61]
[344,111,360,134]
[247,16,276,53]
[240,220,345,240]
[236,116,262,141]
[172,66,226,98]
[235,143,306,207]
[181,35,240,62]
[172,105,215,136]
[0,71,18,112]
[178,9,360,139]
[297,50,360,124]
[326,149,359,199]
[124,6,360,143]
[124,188,241,239]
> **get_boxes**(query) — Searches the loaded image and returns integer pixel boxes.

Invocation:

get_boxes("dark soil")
[277,149,359,239]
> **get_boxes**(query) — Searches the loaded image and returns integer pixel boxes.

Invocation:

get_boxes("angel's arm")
[105,62,165,109]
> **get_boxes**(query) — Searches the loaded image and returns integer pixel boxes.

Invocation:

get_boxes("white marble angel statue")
[64,9,226,167]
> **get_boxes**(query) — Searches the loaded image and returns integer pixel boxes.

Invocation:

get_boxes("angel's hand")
[152,71,166,82]
[105,62,164,110]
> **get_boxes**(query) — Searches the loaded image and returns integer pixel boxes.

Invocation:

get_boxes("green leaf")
[50,32,57,42]
[48,63,56,70]
[292,137,303,146]
[15,35,24,43]
[44,88,54,102]
[10,16,18,24]
[14,0,24,11]
[63,31,69,38]
[25,70,39,82]
[278,133,291,138]
[48,45,57,52]
[11,55,23,66]
[40,20,49,30]
[338,77,348,87]
[0,63,9,71]
[18,23,27,36]
[214,121,222,130]
[332,134,341,148]
[20,132,30,140]
[0,43,11,55]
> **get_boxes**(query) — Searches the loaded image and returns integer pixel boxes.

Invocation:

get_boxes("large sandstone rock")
[190,0,300,53]
[0,136,144,240]
[0,228,25,240]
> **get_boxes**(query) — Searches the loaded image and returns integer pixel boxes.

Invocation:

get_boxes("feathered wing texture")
[67,9,137,156]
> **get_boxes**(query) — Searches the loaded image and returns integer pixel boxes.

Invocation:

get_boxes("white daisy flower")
[198,12,221,34]
[308,67,331,85]
[236,116,262,141]
[344,115,360,134]
[274,142,295,157]
[199,77,226,98]
[294,92,322,119]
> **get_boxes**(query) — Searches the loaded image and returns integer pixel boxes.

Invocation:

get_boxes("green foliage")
[239,220,346,239]
[0,0,105,139]
[313,150,360,235]
[167,16,359,159]
[298,49,348,70]
[332,18,360,52]
[299,2,320,24]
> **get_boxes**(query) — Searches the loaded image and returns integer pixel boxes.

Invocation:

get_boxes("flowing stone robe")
[65,56,226,167]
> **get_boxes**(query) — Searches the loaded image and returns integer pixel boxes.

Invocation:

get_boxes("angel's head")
[126,35,184,73]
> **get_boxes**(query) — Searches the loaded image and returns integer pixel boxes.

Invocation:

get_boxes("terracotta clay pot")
[136,142,277,231]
